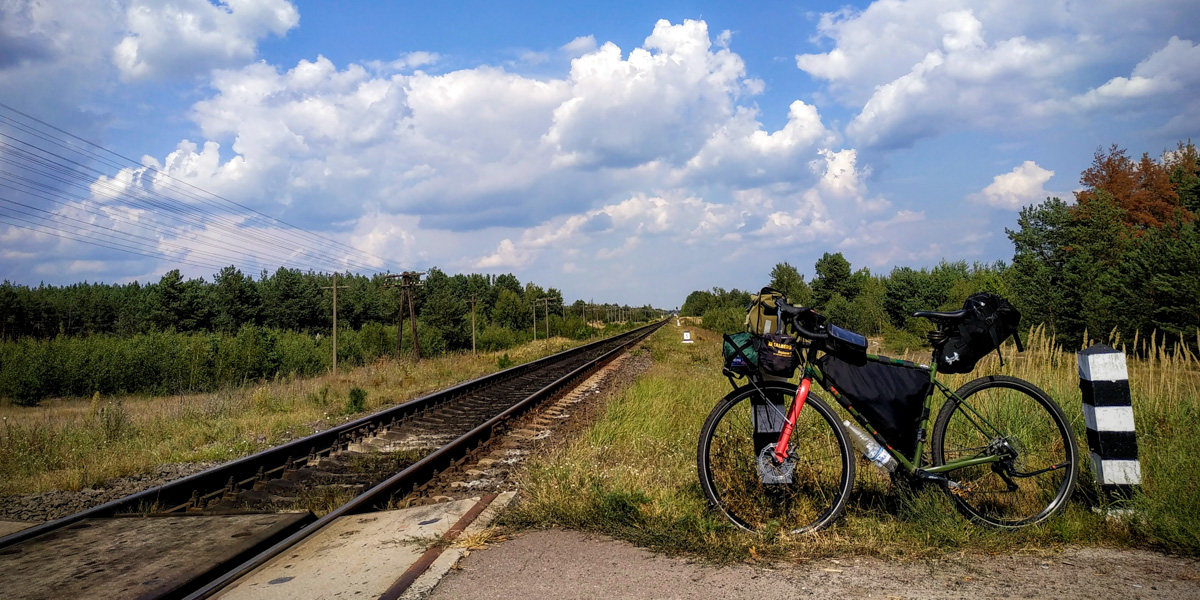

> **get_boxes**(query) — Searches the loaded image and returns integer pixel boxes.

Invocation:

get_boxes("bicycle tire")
[697,381,855,534]
[931,375,1079,528]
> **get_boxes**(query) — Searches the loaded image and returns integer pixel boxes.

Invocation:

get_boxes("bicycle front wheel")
[697,381,855,534]
[931,375,1079,528]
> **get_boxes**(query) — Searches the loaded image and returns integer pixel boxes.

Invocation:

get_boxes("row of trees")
[683,142,1200,354]
[0,267,657,346]
[0,267,662,404]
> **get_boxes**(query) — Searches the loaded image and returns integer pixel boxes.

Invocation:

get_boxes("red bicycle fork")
[772,377,812,464]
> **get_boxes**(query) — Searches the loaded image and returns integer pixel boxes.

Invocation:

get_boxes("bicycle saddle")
[912,309,968,322]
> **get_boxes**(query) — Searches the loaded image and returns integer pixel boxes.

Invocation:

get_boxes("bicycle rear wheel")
[697,381,855,534]
[931,375,1078,527]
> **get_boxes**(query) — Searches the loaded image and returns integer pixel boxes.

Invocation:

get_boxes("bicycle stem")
[773,377,811,463]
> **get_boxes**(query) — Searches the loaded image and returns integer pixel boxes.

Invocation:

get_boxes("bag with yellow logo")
[758,332,799,377]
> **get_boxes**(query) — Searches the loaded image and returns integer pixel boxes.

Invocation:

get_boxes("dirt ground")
[428,528,1199,600]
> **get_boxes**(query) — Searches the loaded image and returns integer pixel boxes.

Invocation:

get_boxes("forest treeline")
[683,142,1200,354]
[0,268,658,404]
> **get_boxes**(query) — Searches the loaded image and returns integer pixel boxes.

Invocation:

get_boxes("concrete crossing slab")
[217,492,515,600]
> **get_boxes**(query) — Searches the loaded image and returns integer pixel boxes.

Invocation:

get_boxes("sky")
[1,0,1198,309]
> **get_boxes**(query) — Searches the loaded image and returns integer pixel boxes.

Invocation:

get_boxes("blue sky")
[1,0,1198,308]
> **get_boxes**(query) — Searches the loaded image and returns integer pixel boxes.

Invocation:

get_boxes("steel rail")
[0,321,664,551]
[180,319,662,599]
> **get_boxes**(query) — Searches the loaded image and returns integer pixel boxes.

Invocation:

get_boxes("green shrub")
[881,324,929,355]
[478,323,519,352]
[276,331,325,377]
[346,386,367,414]
[0,339,48,405]
[497,353,514,369]
[701,306,743,334]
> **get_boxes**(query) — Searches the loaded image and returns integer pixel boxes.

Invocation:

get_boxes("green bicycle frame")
[801,353,1003,475]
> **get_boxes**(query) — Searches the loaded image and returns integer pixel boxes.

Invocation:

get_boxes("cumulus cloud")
[462,147,896,274]
[545,19,763,169]
[681,100,836,184]
[1074,37,1200,116]
[127,18,851,239]
[974,161,1055,210]
[796,0,1200,148]
[5,9,944,301]
[113,0,299,81]
[475,239,533,269]
[561,35,597,56]
[0,1,126,138]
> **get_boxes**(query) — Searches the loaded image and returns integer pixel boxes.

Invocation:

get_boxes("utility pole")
[385,271,425,362]
[322,272,349,374]
[531,299,537,340]
[469,295,477,353]
[537,297,551,339]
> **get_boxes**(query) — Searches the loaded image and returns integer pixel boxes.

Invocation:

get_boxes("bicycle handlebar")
[779,303,828,341]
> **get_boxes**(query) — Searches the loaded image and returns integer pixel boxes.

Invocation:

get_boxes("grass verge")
[505,324,1200,561]
[0,338,585,496]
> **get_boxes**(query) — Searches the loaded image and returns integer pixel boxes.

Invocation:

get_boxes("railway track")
[0,320,665,600]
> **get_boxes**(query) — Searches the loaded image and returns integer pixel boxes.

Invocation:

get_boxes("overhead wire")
[0,192,278,274]
[0,111,390,272]
[0,211,235,273]
[0,148,334,274]
[0,102,407,274]
[0,132,384,273]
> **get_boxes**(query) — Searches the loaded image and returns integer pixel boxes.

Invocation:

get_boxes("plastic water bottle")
[842,420,897,473]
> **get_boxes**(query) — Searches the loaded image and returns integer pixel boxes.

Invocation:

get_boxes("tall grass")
[508,324,1200,559]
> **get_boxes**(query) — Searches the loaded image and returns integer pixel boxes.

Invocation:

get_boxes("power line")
[0,194,278,274]
[0,212,235,273]
[0,134,384,273]
[0,152,340,274]
[0,102,408,273]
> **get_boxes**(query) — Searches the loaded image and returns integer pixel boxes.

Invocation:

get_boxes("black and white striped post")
[1078,344,1141,509]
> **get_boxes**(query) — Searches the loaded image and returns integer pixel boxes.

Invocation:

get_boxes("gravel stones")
[0,462,217,523]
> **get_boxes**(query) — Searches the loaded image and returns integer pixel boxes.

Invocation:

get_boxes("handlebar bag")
[817,354,932,460]
[759,333,799,378]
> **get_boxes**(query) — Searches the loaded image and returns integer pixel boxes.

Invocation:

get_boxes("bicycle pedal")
[948,481,974,498]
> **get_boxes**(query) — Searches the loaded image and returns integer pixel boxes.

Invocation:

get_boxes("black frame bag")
[937,292,1024,374]
[818,354,932,459]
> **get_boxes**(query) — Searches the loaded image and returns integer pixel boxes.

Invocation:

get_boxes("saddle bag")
[936,292,1024,374]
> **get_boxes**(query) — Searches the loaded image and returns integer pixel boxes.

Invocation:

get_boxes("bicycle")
[697,302,1079,533]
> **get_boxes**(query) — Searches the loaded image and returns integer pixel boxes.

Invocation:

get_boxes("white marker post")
[1078,344,1141,511]
[681,330,694,344]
